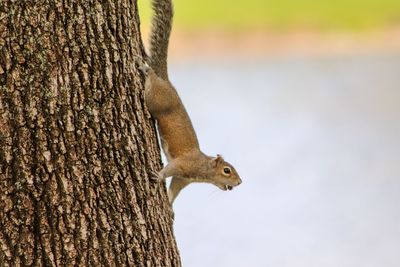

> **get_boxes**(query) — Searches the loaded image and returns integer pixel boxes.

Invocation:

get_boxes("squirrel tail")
[149,0,173,80]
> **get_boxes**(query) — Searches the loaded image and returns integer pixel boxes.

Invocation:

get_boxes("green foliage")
[138,0,400,31]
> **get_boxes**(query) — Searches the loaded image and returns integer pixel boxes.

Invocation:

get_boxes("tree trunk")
[0,1,181,266]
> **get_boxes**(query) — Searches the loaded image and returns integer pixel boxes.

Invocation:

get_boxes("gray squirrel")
[138,0,242,204]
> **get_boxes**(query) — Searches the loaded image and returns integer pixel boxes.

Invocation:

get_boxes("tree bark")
[0,1,181,266]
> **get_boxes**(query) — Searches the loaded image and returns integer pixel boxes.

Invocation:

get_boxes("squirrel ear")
[212,154,224,166]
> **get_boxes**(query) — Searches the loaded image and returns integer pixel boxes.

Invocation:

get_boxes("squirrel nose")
[237,179,242,185]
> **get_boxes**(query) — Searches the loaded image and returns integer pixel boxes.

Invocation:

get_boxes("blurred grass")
[138,0,400,31]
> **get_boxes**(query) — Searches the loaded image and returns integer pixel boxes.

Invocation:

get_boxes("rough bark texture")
[0,0,181,266]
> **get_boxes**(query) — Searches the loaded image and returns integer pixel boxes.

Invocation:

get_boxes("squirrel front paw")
[149,170,162,182]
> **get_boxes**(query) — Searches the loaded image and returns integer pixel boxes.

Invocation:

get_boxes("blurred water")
[168,53,400,267]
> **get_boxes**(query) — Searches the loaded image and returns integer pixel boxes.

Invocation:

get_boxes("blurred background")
[139,1,400,266]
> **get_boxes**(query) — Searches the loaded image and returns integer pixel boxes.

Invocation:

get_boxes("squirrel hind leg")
[133,56,151,75]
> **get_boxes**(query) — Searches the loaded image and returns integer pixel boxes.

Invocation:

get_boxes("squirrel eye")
[223,167,231,175]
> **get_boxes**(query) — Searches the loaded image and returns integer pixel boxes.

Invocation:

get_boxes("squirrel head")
[210,154,242,191]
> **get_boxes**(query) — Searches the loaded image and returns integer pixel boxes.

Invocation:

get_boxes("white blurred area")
[167,53,400,267]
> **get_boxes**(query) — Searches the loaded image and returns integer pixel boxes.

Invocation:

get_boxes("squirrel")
[138,0,242,205]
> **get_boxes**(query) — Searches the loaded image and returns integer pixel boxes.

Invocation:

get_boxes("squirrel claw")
[138,63,150,75]
[149,170,162,182]
[133,56,150,74]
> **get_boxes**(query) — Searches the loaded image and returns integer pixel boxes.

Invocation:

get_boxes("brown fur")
[143,0,241,205]
[145,70,199,159]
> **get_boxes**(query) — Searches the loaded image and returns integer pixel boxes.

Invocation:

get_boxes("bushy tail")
[149,0,173,80]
